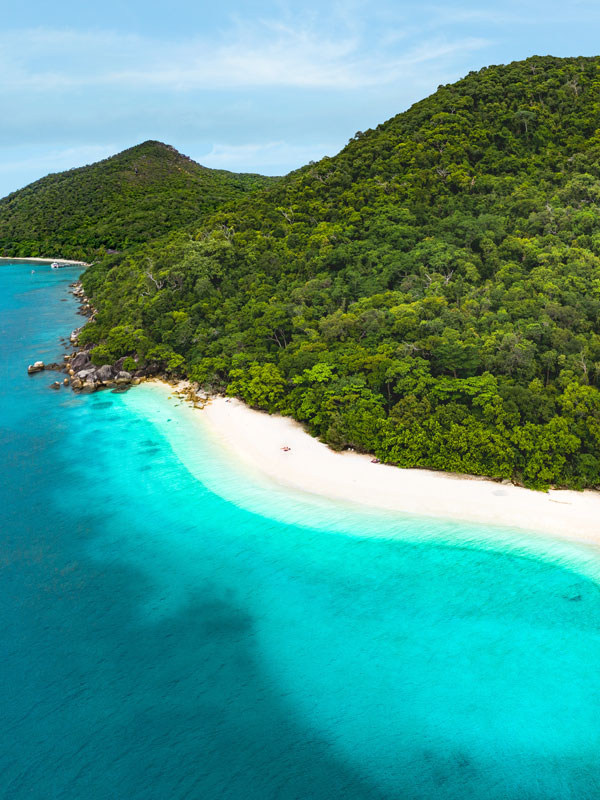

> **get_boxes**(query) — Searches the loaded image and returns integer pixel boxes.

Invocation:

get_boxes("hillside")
[82,55,600,489]
[0,141,277,260]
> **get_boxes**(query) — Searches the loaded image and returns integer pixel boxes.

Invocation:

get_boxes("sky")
[1,0,599,197]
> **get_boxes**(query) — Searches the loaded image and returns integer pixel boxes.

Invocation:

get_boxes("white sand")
[199,395,600,546]
[0,257,89,266]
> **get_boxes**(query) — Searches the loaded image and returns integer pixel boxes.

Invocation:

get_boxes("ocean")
[1,259,599,799]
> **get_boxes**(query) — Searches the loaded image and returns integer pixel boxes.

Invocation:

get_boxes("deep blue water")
[1,260,600,799]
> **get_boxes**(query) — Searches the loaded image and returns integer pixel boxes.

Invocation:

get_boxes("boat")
[51,262,61,269]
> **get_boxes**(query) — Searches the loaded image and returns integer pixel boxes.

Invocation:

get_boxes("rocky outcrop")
[60,346,197,401]
[56,281,162,395]
[113,356,128,372]
[76,367,96,381]
[58,283,150,395]
[28,360,66,375]
[132,362,159,379]
[69,281,97,326]
[27,361,45,374]
[95,364,114,383]
[63,350,137,393]
[171,380,209,409]
[70,351,90,371]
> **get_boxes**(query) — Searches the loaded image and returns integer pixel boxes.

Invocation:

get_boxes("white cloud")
[0,20,490,94]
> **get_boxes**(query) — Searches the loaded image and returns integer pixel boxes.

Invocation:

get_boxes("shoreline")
[0,256,90,266]
[161,387,600,548]
[30,261,597,551]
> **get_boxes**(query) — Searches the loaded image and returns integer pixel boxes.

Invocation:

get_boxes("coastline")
[11,261,600,551]
[0,256,90,266]
[157,386,600,548]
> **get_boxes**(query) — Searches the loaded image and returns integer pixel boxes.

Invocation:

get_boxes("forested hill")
[83,55,600,489]
[0,141,277,260]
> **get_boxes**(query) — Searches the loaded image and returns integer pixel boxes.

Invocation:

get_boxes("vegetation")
[49,57,600,487]
[0,141,278,260]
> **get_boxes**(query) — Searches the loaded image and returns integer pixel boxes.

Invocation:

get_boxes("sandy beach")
[195,394,600,546]
[0,256,89,266]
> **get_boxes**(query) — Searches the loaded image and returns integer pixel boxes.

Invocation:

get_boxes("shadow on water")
[0,384,386,796]
[0,518,390,800]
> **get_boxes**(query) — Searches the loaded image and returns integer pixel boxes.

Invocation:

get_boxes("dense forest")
[32,57,600,488]
[0,141,277,260]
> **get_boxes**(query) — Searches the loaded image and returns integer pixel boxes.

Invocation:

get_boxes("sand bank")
[0,257,89,266]
[195,395,600,546]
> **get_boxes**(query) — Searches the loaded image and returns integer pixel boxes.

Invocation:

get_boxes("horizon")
[2,1,600,197]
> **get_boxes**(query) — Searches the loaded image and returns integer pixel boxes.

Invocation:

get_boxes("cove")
[1,260,599,799]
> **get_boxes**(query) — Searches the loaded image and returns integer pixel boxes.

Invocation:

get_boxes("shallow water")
[1,260,599,799]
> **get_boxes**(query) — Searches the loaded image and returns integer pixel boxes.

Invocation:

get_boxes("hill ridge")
[0,141,277,260]
[25,55,600,488]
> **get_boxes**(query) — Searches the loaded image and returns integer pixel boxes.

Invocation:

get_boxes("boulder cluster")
[27,279,158,394]
[28,280,208,401]
[170,381,210,409]
[27,347,160,394]
[66,280,153,392]
[64,349,152,392]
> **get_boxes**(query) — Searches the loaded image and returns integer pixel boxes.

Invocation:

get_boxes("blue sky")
[1,0,599,197]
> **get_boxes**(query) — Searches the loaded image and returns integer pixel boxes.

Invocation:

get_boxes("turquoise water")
[1,260,600,799]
